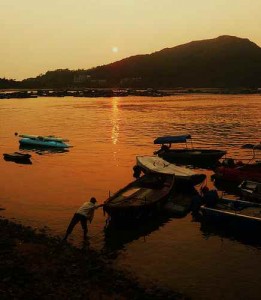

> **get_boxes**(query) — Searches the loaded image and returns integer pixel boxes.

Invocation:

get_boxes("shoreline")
[0,217,185,300]
[0,88,261,99]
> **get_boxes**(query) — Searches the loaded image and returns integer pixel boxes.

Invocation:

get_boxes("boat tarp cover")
[154,134,191,144]
[136,156,196,177]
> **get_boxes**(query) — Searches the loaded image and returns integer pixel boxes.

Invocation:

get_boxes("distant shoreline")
[0,88,261,99]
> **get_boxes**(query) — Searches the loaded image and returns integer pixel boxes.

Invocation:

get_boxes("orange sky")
[1,0,261,80]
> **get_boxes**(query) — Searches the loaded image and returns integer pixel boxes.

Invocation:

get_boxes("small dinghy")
[103,172,175,223]
[3,152,32,164]
[200,197,261,229]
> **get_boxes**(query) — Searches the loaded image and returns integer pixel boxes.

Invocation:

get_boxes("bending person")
[63,197,103,241]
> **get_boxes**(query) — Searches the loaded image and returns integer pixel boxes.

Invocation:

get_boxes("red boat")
[213,158,261,184]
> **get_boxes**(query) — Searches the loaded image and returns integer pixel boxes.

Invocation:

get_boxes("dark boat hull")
[159,149,226,167]
[104,201,166,223]
[200,198,261,229]
[3,152,32,164]
[19,139,69,149]
[103,174,174,222]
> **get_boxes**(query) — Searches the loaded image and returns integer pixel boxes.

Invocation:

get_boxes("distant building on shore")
[120,77,142,87]
[73,74,91,83]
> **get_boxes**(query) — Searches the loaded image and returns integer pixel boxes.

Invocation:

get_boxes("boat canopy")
[136,156,196,177]
[154,134,191,145]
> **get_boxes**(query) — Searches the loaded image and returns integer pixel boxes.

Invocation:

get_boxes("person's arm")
[95,203,104,209]
[88,204,103,223]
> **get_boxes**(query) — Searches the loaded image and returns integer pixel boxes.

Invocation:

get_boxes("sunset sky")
[1,0,261,80]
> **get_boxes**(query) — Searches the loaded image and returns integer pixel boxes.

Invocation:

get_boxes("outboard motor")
[133,165,142,178]
[222,158,235,167]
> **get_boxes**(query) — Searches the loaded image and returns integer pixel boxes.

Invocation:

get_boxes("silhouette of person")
[63,197,103,241]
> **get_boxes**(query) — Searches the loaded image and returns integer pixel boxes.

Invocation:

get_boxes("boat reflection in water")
[101,215,170,258]
[19,144,70,155]
[199,217,261,248]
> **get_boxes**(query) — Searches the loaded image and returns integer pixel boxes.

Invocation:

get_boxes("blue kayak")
[19,137,71,149]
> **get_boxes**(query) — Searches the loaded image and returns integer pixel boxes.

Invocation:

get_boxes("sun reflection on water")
[111,97,119,145]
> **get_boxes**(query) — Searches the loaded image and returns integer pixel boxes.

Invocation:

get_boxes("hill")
[19,36,261,88]
[0,78,21,89]
[85,35,261,88]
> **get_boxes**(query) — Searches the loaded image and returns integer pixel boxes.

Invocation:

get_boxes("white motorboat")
[136,155,206,185]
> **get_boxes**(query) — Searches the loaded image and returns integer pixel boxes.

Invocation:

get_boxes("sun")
[112,47,119,53]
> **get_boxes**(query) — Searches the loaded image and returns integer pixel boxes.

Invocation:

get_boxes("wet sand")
[0,217,185,300]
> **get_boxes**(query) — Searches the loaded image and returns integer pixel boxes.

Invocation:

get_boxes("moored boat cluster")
[2,133,261,231]
[0,88,170,99]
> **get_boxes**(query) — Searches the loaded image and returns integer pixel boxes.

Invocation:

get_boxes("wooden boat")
[238,180,261,202]
[18,134,71,149]
[3,152,32,164]
[136,156,206,186]
[103,172,175,222]
[200,197,261,228]
[153,134,226,167]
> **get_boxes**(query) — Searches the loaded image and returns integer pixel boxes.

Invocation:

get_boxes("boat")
[3,152,32,164]
[212,143,261,184]
[18,134,71,149]
[136,155,206,186]
[200,197,261,228]
[103,172,175,222]
[153,134,226,167]
[213,158,261,184]
[238,180,261,203]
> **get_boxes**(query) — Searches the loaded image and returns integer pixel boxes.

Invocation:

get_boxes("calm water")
[1,94,261,299]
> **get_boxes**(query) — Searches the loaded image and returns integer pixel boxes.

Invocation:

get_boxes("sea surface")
[0,94,261,299]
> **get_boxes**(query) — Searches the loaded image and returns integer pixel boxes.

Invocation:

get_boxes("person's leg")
[80,216,88,240]
[63,213,80,240]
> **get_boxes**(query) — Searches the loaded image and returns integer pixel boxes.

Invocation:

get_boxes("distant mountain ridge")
[85,35,261,88]
[2,35,261,88]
